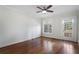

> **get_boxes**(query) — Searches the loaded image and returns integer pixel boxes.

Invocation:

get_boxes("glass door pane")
[64,21,72,37]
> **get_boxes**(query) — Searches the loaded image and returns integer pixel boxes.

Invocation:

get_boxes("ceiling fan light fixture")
[37,5,53,13]
[42,10,46,14]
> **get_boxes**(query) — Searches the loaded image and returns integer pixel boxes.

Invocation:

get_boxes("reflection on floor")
[0,37,79,54]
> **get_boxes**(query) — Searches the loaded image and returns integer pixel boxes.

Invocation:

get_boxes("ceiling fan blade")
[47,10,53,12]
[43,6,46,10]
[46,5,52,9]
[36,11,42,13]
[37,6,43,10]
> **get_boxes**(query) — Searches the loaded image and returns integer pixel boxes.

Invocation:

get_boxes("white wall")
[42,11,78,42]
[76,10,79,43]
[0,6,41,48]
[78,15,79,43]
[42,17,63,39]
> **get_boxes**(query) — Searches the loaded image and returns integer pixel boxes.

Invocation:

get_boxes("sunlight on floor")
[63,43,75,54]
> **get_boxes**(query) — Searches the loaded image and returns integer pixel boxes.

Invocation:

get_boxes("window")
[44,24,52,33]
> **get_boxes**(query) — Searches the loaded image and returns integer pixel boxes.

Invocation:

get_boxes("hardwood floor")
[0,36,79,54]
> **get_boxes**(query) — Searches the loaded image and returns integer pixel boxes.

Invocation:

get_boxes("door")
[63,17,77,42]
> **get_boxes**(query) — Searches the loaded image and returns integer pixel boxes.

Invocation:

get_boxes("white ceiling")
[3,5,79,18]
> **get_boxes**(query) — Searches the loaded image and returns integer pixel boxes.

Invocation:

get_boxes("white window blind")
[44,24,52,33]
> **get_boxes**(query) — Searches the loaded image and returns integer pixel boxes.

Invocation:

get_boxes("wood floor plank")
[0,37,79,54]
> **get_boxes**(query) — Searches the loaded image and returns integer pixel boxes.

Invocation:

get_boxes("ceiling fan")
[36,5,54,14]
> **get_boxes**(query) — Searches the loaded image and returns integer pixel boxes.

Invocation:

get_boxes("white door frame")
[63,16,77,42]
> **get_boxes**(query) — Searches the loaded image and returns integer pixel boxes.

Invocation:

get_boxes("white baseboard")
[0,36,40,48]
